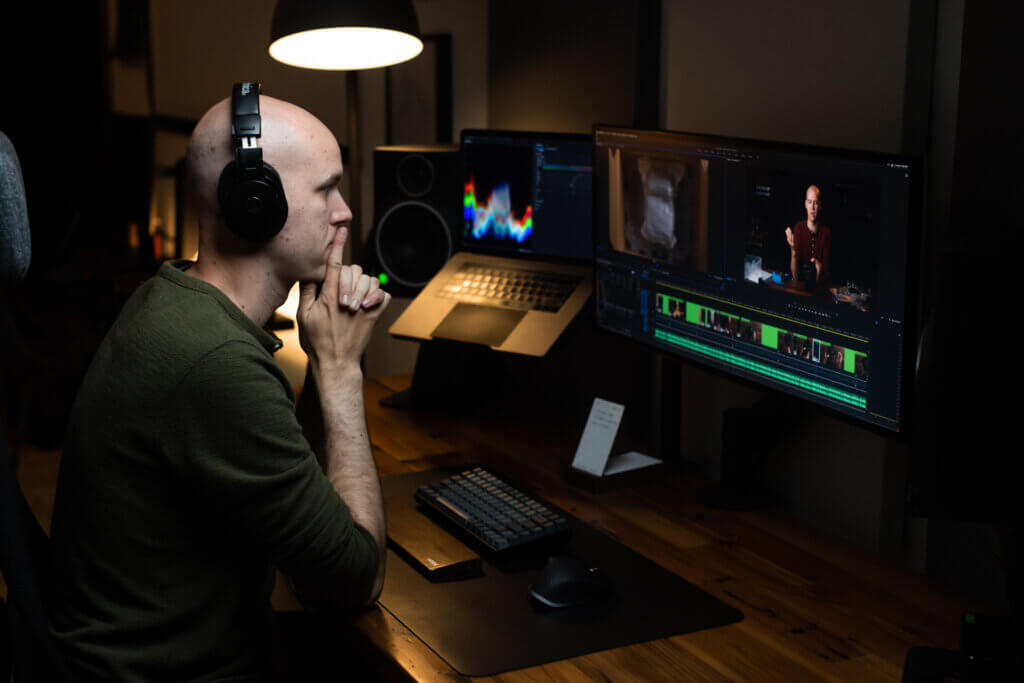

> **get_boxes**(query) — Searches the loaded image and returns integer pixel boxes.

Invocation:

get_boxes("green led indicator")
[378,273,389,286]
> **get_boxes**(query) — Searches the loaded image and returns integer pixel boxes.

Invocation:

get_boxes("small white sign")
[572,398,661,478]
[604,450,662,475]
[571,398,624,476]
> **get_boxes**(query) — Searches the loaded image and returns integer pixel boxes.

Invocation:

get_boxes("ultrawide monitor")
[593,125,919,432]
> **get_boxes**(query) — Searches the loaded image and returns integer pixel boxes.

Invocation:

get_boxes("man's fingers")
[364,290,392,312]
[359,277,380,307]
[339,265,355,306]
[362,285,386,309]
[323,228,347,303]
[340,264,364,307]
[350,273,372,311]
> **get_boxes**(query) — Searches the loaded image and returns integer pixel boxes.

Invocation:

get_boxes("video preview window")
[603,147,724,276]
[742,172,880,313]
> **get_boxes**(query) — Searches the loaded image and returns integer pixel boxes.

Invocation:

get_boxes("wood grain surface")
[345,376,983,682]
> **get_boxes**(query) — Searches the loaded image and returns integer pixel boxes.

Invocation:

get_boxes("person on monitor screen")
[784,185,831,289]
[48,89,391,680]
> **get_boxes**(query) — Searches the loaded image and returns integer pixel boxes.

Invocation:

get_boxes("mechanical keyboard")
[415,467,571,553]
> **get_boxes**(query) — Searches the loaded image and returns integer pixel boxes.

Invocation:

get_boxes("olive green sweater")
[48,261,378,681]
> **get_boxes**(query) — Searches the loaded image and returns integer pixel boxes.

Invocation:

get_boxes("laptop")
[389,129,593,357]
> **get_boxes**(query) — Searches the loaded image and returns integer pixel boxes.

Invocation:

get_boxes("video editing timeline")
[593,126,917,432]
[654,289,869,410]
[462,132,593,260]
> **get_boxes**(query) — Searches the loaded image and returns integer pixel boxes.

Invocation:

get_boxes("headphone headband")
[218,81,288,242]
[231,82,263,177]
[231,82,262,139]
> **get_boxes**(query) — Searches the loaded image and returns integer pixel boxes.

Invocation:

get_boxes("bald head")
[186,95,340,242]
[804,185,822,225]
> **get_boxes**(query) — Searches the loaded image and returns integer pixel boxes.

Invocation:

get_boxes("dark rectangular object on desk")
[385,494,482,581]
[378,469,744,677]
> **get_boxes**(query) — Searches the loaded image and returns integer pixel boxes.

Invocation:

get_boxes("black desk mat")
[378,469,743,677]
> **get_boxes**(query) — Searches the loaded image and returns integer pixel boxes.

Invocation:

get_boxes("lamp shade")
[269,0,423,70]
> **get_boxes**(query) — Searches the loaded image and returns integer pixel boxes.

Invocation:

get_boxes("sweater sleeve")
[171,340,379,608]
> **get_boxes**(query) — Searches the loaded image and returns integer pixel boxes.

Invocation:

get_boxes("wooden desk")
[348,375,980,682]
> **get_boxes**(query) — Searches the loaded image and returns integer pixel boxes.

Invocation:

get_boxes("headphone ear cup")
[217,161,289,242]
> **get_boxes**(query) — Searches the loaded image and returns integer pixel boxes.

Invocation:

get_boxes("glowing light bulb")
[269,27,423,70]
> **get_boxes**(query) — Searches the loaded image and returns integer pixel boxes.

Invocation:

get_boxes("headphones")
[217,81,289,241]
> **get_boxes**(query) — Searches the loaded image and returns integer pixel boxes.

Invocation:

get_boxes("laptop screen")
[461,130,593,261]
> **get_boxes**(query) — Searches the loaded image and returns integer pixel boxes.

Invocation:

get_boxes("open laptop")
[389,129,593,357]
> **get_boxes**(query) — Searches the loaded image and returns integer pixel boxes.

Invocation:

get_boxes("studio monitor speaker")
[367,145,460,297]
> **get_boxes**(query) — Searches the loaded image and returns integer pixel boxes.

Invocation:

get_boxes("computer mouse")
[528,554,612,608]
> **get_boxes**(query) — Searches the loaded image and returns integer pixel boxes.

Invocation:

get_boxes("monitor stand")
[696,397,796,510]
[380,338,502,412]
[382,337,691,467]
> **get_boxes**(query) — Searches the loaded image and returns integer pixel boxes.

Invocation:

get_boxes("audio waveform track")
[653,329,866,409]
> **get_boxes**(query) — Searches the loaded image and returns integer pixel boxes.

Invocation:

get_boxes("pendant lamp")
[269,0,423,71]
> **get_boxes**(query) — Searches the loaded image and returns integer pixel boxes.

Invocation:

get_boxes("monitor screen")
[461,130,593,261]
[593,126,918,432]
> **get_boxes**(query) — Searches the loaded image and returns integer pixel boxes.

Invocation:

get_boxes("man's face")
[274,129,352,284]
[805,188,821,222]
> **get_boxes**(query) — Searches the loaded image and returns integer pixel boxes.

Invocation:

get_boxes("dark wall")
[912,2,1023,525]
[485,0,661,449]
[488,0,659,133]
[0,3,112,270]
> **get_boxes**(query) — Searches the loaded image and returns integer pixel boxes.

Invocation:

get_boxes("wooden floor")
[0,438,59,601]
[6,441,61,539]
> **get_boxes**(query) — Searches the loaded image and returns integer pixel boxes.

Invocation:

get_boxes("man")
[785,185,831,289]
[48,90,390,680]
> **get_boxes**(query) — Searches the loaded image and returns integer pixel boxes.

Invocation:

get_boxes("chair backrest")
[1,130,72,681]
[1,131,31,285]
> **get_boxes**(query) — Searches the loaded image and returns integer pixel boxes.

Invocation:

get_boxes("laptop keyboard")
[439,263,582,312]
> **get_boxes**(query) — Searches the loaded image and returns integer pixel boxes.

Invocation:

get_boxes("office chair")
[1,129,72,682]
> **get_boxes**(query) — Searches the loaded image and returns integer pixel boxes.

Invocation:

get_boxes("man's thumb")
[298,281,317,316]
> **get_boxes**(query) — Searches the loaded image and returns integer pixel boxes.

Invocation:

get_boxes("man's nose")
[331,196,353,225]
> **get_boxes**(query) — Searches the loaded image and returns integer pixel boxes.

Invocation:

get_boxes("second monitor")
[593,125,920,433]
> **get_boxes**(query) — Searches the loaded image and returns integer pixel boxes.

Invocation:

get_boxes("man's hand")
[785,226,794,249]
[811,256,822,277]
[292,227,390,610]
[296,228,392,375]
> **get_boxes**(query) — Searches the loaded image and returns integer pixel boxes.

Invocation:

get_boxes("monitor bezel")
[591,123,923,439]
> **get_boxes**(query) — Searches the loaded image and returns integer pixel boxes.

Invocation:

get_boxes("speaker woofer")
[375,201,452,288]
